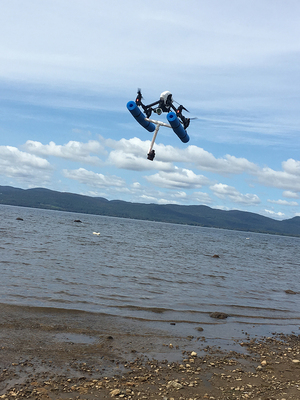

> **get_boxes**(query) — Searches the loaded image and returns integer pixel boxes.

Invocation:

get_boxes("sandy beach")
[0,303,300,399]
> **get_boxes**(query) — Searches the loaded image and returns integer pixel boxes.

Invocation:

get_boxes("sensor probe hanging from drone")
[127,90,190,160]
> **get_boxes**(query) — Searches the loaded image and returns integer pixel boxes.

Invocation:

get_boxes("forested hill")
[1,185,300,237]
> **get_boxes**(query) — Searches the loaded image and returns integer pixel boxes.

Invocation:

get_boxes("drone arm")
[135,95,160,118]
[144,100,160,108]
[136,92,160,109]
[170,104,177,112]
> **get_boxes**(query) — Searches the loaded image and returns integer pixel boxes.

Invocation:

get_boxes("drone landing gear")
[176,105,190,130]
[145,118,172,161]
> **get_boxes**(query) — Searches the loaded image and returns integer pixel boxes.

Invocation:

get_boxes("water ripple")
[0,204,299,330]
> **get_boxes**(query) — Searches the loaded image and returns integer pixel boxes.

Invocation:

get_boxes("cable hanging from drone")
[127,90,190,161]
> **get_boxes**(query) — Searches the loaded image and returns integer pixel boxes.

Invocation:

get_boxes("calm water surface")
[1,204,299,338]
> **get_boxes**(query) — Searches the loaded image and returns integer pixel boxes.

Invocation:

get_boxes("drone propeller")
[137,88,143,99]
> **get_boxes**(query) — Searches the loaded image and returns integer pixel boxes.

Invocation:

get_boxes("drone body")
[127,90,191,160]
[135,90,190,130]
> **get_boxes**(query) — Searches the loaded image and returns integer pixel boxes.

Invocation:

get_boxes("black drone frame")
[135,90,190,130]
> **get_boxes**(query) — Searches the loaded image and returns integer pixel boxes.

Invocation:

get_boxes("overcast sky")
[1,0,300,220]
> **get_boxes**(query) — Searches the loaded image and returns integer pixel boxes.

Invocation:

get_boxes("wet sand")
[0,303,300,399]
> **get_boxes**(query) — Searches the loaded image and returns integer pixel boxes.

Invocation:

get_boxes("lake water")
[1,204,299,340]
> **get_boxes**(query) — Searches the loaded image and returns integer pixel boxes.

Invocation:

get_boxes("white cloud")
[191,191,213,205]
[104,138,300,198]
[255,166,300,192]
[63,168,125,188]
[264,209,285,218]
[131,182,142,189]
[24,140,104,165]
[0,145,52,183]
[140,195,178,205]
[25,138,300,200]
[179,146,258,175]
[267,199,298,206]
[106,138,259,175]
[282,158,300,176]
[105,137,148,155]
[210,183,260,205]
[283,190,299,199]
[146,144,258,175]
[139,195,159,203]
[102,137,300,200]
[108,150,172,172]
[171,191,187,199]
[20,136,300,204]
[106,137,175,171]
[146,168,210,189]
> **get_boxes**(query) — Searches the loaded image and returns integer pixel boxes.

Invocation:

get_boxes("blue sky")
[1,0,300,220]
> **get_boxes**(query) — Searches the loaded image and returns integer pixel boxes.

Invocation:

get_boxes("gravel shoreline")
[0,304,300,399]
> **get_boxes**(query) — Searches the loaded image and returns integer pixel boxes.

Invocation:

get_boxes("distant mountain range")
[1,185,300,237]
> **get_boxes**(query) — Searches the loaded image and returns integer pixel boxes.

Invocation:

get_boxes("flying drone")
[127,90,191,160]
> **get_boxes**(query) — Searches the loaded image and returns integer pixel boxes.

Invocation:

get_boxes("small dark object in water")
[107,335,114,340]
[74,219,82,223]
[212,254,219,258]
[170,322,176,325]
[285,289,297,295]
[16,217,23,221]
[196,326,204,331]
[210,312,229,319]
